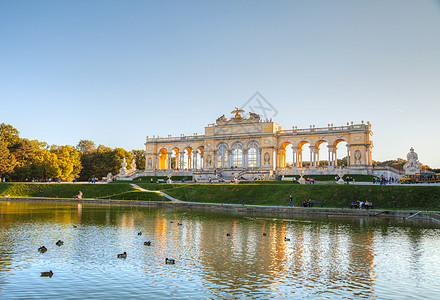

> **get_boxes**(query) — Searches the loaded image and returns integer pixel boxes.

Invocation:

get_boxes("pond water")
[0,201,439,299]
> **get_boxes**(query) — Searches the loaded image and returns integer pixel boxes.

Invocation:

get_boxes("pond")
[0,201,439,299]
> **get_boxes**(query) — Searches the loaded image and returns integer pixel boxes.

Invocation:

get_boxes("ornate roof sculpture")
[215,108,262,125]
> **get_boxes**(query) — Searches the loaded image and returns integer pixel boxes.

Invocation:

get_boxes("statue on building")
[264,152,270,165]
[249,112,261,122]
[147,158,153,169]
[403,147,421,175]
[216,114,227,125]
[206,155,212,167]
[231,107,245,119]
[354,151,362,165]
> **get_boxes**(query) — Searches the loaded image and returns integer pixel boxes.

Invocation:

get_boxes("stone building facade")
[141,109,374,180]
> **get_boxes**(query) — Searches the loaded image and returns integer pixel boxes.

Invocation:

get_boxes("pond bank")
[2,196,440,223]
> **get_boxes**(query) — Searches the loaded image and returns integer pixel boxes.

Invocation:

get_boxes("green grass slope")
[0,183,166,201]
[136,182,440,210]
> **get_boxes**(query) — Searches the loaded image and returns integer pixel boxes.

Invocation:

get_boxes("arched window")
[217,144,228,168]
[232,143,243,167]
[248,142,259,167]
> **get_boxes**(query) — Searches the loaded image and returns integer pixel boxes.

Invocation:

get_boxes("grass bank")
[136,182,440,210]
[2,182,440,211]
[0,183,166,201]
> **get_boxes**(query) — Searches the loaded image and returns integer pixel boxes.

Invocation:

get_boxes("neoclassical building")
[141,108,374,179]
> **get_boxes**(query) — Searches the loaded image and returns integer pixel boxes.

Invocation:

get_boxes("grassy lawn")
[0,182,166,201]
[135,182,440,210]
[2,182,440,210]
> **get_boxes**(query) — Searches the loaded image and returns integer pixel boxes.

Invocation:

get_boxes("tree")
[51,145,82,181]
[0,141,17,177]
[8,139,61,181]
[131,149,146,170]
[0,123,20,147]
[111,148,132,174]
[76,140,96,154]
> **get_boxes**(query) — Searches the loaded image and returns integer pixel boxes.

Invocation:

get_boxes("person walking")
[289,195,294,207]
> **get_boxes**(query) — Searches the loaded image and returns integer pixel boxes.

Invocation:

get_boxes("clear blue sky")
[1,0,439,167]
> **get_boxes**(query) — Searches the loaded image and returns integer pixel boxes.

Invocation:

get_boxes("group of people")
[302,199,314,207]
[373,176,396,185]
[350,200,374,209]
[288,196,316,207]
[306,177,316,184]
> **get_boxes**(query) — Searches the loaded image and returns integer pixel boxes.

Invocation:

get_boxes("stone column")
[242,149,248,168]
[227,150,233,168]
[298,148,303,168]
[155,154,159,170]
[258,149,262,167]
[315,147,320,167]
[346,145,351,167]
[309,146,316,168]
[276,149,281,169]
[193,151,198,170]
[292,147,298,168]
[327,145,335,169]
[200,153,204,170]
[179,152,184,169]
[167,153,171,171]
[188,150,192,169]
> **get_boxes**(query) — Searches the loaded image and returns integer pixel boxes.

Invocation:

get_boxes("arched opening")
[216,144,228,168]
[316,140,329,168]
[247,142,259,168]
[232,143,243,168]
[334,139,348,168]
[297,141,311,168]
[280,141,294,168]
[183,147,193,170]
[171,147,180,170]
[158,148,168,170]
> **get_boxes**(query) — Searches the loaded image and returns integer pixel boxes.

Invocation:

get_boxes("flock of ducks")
[39,225,180,277]
[226,232,291,242]
[39,221,292,277]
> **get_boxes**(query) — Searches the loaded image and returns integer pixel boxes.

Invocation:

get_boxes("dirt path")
[130,183,184,202]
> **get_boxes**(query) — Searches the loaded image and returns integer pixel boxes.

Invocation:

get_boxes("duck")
[55,240,64,246]
[40,270,53,277]
[263,233,267,236]
[165,258,175,264]
[284,237,291,242]
[117,252,127,258]
[73,225,78,228]
[138,231,142,236]
[38,246,47,252]
[170,221,174,223]
[144,241,151,246]
[226,233,231,236]
[177,223,182,226]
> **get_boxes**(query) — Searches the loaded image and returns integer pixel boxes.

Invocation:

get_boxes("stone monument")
[166,174,172,184]
[119,158,128,176]
[403,147,421,175]
[106,173,113,183]
[337,169,345,184]
[130,159,136,172]
[297,169,306,185]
